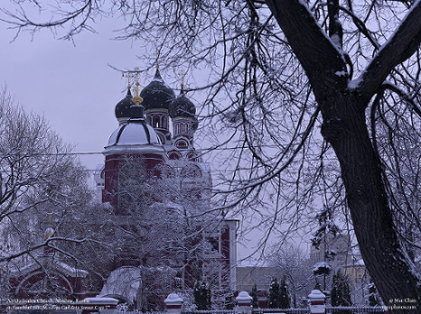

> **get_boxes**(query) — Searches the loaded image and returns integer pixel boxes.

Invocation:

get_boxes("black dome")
[115,88,135,119]
[170,91,196,119]
[140,69,175,111]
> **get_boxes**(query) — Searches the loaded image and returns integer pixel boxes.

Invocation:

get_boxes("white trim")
[103,145,166,155]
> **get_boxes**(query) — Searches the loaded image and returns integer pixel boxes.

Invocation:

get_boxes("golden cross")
[132,67,143,105]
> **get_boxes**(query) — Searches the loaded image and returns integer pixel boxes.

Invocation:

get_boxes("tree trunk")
[320,94,420,313]
[265,1,421,310]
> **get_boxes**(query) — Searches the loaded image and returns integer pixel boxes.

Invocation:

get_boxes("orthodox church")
[96,67,238,305]
[7,68,237,308]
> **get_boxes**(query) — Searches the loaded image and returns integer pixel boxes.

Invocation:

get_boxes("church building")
[94,68,238,304]
[7,68,237,308]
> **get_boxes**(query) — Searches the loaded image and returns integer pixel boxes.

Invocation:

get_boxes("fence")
[183,311,236,314]
[252,309,309,314]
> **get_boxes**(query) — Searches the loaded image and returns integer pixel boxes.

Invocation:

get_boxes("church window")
[168,151,181,160]
[175,139,188,149]
[153,116,160,128]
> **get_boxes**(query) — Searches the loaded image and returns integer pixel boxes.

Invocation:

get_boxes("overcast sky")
[0,15,170,172]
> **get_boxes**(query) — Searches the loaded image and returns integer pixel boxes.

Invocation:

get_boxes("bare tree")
[268,244,313,307]
[2,1,421,310]
[0,88,94,297]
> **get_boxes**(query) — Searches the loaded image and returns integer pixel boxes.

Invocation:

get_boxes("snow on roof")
[10,262,39,276]
[164,293,183,305]
[56,261,88,278]
[84,297,119,305]
[10,257,88,278]
[107,122,161,146]
[99,266,141,304]
[163,201,184,210]
[308,289,326,299]
[312,261,331,272]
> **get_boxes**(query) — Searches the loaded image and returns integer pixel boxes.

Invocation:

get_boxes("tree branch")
[356,0,421,104]
[265,0,347,92]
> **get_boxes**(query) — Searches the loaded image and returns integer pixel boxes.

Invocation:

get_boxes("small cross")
[122,72,133,89]
[154,51,161,70]
[178,70,186,89]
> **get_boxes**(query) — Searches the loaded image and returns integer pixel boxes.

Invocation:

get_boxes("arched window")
[168,151,181,160]
[187,152,197,161]
[175,139,189,149]
[153,116,160,128]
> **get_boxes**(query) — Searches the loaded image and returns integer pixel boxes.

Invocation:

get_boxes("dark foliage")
[251,284,259,308]
[331,270,352,306]
[193,281,211,310]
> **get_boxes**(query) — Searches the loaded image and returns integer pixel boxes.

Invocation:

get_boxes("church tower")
[141,67,176,145]
[168,82,199,161]
[102,73,167,211]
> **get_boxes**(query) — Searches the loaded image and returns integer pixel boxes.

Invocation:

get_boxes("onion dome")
[140,68,175,111]
[170,89,197,119]
[107,119,161,147]
[115,88,135,119]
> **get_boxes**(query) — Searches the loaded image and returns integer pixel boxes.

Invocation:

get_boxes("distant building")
[235,262,278,308]
[310,232,372,304]
[236,262,278,292]
[310,233,352,271]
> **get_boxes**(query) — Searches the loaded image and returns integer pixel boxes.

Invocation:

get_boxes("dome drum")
[105,119,165,155]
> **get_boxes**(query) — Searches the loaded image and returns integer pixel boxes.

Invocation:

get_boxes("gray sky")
[1,17,158,172]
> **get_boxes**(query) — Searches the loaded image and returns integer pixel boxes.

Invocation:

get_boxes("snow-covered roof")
[104,120,165,155]
[308,289,326,299]
[84,297,119,305]
[164,293,183,305]
[10,256,88,278]
[312,261,332,272]
[56,261,89,277]
[99,266,141,304]
[107,120,161,146]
